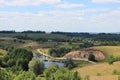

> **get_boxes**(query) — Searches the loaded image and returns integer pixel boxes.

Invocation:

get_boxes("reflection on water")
[38,55,65,68]
[44,61,64,68]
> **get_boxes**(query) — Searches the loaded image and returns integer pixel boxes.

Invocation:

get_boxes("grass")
[92,46,120,57]
[75,61,120,79]
[90,75,118,80]
[39,48,49,55]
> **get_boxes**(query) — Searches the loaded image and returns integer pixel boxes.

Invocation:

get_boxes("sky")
[0,0,120,32]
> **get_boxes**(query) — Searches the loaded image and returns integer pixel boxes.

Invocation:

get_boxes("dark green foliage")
[14,71,36,80]
[0,68,14,80]
[44,64,81,80]
[88,54,95,61]
[44,64,59,79]
[0,59,2,66]
[29,58,44,75]
[72,71,81,80]
[64,58,75,69]
[49,47,71,57]
[107,56,120,64]
[112,69,120,75]
[4,48,33,71]
[108,56,116,64]
[80,42,94,48]
[49,44,80,57]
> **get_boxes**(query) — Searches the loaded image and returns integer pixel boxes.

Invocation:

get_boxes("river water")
[38,55,65,68]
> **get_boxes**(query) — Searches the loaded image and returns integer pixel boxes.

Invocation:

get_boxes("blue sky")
[0,0,120,32]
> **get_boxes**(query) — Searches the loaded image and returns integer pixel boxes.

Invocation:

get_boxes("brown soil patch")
[64,48,105,60]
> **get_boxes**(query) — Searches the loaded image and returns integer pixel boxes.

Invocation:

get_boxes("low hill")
[76,61,120,79]
[64,48,105,60]
[90,75,118,80]
[92,46,120,57]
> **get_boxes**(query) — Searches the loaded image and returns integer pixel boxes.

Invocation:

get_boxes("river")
[38,55,65,68]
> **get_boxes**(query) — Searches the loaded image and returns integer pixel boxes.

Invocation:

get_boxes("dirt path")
[36,49,96,64]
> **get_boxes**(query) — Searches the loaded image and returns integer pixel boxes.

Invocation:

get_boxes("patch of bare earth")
[64,48,105,60]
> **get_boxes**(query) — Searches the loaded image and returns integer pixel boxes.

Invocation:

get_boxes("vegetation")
[3,48,33,71]
[44,64,81,80]
[49,44,80,57]
[64,57,75,69]
[1,31,120,80]
[88,54,96,62]
[29,58,44,75]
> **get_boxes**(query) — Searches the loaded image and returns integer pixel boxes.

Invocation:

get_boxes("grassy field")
[90,75,118,80]
[75,61,120,79]
[92,46,120,57]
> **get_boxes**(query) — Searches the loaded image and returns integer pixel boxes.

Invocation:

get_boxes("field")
[90,75,118,80]
[92,46,120,57]
[76,61,120,79]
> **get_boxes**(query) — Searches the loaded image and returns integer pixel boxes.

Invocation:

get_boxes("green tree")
[88,54,95,61]
[0,68,14,80]
[72,71,81,80]
[14,71,36,80]
[44,64,59,80]
[108,56,115,64]
[4,48,33,71]
[64,57,75,69]
[29,58,44,75]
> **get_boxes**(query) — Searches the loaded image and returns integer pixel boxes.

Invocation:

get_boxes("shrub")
[88,54,95,61]
[29,58,44,75]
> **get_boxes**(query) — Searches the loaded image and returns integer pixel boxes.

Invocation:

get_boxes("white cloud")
[56,3,85,8]
[0,0,62,6]
[0,7,120,32]
[92,0,120,3]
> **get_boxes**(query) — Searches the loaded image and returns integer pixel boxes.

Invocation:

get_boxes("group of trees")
[2,48,33,71]
[107,56,120,64]
[64,58,75,69]
[0,48,81,80]
[0,48,44,80]
[49,44,80,57]
[49,47,72,57]
[44,64,81,80]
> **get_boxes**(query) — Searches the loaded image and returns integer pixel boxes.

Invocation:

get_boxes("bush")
[14,71,36,80]
[29,58,44,75]
[64,57,75,69]
[0,68,14,80]
[4,48,33,71]
[88,54,95,61]
[44,64,81,80]
[108,56,115,64]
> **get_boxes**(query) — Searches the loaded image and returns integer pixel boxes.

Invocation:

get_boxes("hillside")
[92,46,120,57]
[64,48,105,60]
[76,61,120,79]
